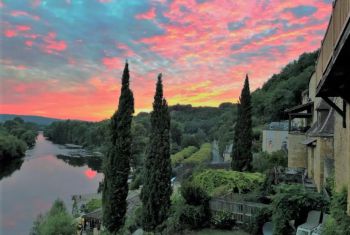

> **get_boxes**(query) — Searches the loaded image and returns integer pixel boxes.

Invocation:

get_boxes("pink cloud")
[4,30,17,37]
[136,7,156,20]
[11,10,40,20]
[41,32,67,54]
[102,57,123,70]
[16,25,31,31]
[25,40,33,47]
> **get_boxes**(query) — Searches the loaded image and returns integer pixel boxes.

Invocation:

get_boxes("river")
[0,132,104,235]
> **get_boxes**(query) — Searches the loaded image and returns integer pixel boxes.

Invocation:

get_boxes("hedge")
[191,169,265,196]
[171,146,198,166]
[183,143,211,165]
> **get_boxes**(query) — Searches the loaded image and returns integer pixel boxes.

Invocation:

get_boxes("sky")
[0,0,333,121]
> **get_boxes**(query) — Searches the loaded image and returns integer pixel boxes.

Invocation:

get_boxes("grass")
[187,229,249,235]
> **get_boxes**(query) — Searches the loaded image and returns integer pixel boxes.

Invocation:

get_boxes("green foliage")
[181,181,211,206]
[44,119,110,149]
[0,133,26,161]
[183,143,212,165]
[272,184,327,235]
[84,198,102,213]
[171,146,198,166]
[322,188,350,235]
[232,76,253,171]
[192,169,264,196]
[180,204,211,229]
[249,207,272,235]
[179,181,211,229]
[30,199,75,235]
[211,211,236,230]
[141,74,172,232]
[252,51,318,123]
[252,150,287,173]
[0,117,38,160]
[129,173,143,190]
[102,62,134,233]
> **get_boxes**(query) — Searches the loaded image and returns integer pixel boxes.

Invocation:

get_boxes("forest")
[0,117,39,161]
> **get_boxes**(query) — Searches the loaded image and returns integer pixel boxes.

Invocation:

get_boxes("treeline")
[44,103,237,164]
[252,50,318,124]
[0,117,39,161]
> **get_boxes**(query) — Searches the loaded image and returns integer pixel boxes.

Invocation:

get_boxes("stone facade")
[288,133,307,168]
[313,137,334,191]
[333,100,350,214]
[262,129,288,153]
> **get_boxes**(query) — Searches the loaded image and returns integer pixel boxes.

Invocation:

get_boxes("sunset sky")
[0,0,332,121]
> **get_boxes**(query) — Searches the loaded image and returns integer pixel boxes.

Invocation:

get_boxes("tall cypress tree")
[102,62,134,233]
[232,75,253,171]
[141,73,172,232]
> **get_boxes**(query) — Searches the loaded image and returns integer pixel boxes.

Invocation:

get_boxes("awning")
[285,102,314,113]
[302,138,317,145]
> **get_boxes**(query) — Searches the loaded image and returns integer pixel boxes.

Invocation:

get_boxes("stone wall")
[288,133,307,168]
[333,100,350,215]
[313,137,333,191]
[262,130,288,153]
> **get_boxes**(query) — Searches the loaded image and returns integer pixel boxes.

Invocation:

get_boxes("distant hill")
[0,114,61,125]
[251,50,318,124]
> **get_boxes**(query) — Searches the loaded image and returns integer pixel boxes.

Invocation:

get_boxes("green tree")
[232,75,253,171]
[141,74,172,232]
[30,199,75,235]
[102,62,134,233]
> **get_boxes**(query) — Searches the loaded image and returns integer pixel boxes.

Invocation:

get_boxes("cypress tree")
[141,73,172,232]
[102,62,134,233]
[232,75,253,171]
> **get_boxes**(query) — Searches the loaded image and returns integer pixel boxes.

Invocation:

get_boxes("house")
[287,0,350,214]
[262,121,289,154]
[314,0,350,214]
[286,73,335,192]
[223,143,233,162]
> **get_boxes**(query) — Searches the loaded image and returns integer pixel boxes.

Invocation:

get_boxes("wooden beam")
[321,96,346,128]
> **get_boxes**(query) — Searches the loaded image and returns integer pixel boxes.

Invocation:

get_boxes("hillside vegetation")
[252,50,318,124]
[0,117,38,161]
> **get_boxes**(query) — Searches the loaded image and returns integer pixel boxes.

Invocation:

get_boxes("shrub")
[252,150,287,173]
[249,207,273,235]
[322,188,350,235]
[272,184,327,235]
[183,143,211,165]
[179,181,211,229]
[211,211,236,230]
[181,181,210,206]
[84,198,102,213]
[179,204,210,229]
[31,199,75,235]
[171,146,198,166]
[192,169,264,196]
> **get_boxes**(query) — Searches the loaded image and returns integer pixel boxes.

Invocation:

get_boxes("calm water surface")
[0,133,103,235]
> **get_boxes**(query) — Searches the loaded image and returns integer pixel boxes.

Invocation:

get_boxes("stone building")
[262,122,289,154]
[288,0,350,214]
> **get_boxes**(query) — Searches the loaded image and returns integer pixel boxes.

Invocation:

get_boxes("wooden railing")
[316,0,350,85]
[209,195,268,224]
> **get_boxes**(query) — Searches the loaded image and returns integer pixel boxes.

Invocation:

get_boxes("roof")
[285,102,314,113]
[265,121,289,131]
[316,99,331,110]
[83,208,102,220]
[307,108,334,137]
[302,138,317,145]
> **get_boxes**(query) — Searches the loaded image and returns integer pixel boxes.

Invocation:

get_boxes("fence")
[209,193,268,224]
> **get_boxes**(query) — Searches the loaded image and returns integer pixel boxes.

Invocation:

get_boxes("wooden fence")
[209,194,268,224]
